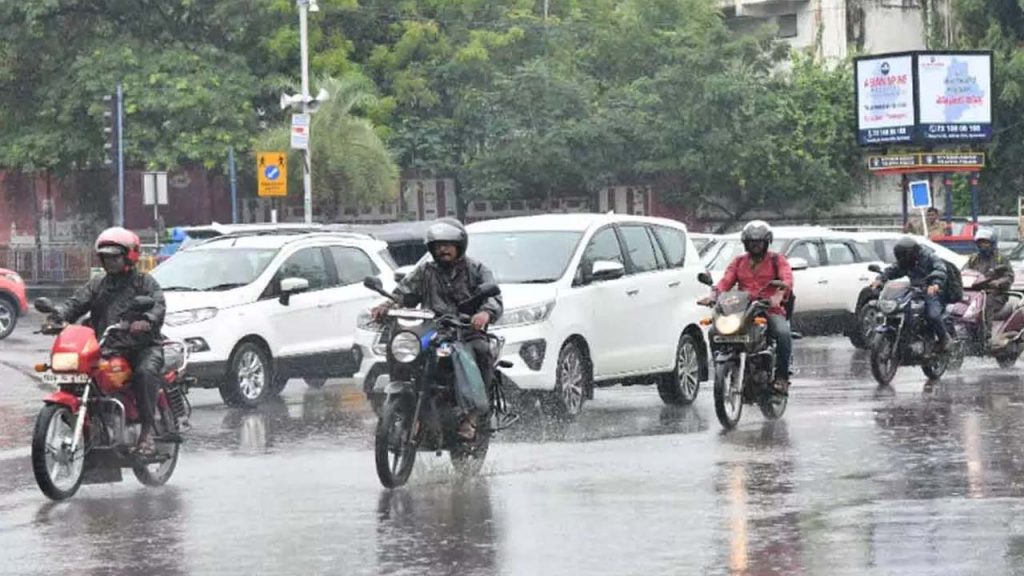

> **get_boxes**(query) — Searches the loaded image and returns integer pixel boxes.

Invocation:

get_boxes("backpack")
[769,254,796,320]
[943,260,964,303]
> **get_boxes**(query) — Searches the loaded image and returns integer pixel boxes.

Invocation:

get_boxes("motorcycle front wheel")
[713,360,744,430]
[31,404,86,501]
[870,333,900,386]
[375,397,418,488]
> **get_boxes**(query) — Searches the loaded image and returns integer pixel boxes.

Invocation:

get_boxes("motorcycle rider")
[870,236,951,351]
[698,220,794,394]
[51,227,166,455]
[965,227,1015,332]
[372,218,503,440]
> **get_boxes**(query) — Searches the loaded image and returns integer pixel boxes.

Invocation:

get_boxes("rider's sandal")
[457,420,477,441]
[132,441,158,458]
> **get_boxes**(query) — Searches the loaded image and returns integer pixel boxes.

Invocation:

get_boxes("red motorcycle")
[30,296,192,500]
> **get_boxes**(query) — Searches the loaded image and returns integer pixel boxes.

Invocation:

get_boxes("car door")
[319,245,383,374]
[783,240,826,313]
[651,224,701,371]
[821,239,876,315]
[258,246,334,373]
[617,224,672,372]
[572,226,637,379]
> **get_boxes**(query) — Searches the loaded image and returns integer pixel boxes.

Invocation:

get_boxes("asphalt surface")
[3,312,1024,575]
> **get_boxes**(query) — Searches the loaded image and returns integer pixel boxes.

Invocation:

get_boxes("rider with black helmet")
[871,236,951,350]
[372,218,503,439]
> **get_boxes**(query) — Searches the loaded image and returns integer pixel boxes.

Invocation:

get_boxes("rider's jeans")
[924,293,949,341]
[767,314,792,380]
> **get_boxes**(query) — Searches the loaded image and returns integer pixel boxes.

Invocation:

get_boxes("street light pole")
[298,0,314,224]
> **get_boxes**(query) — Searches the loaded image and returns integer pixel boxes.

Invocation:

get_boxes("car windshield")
[151,248,278,291]
[704,239,786,271]
[1010,243,1024,261]
[468,231,583,283]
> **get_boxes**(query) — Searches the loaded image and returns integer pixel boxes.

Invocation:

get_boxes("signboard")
[290,113,310,150]
[917,52,993,142]
[909,180,932,209]
[257,152,287,197]
[855,54,916,145]
[142,172,168,206]
[867,152,985,174]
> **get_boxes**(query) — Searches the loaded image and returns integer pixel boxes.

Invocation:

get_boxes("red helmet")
[95,227,141,266]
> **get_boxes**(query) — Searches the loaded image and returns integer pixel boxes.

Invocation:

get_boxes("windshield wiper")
[517,279,558,284]
[204,283,246,291]
[162,286,199,292]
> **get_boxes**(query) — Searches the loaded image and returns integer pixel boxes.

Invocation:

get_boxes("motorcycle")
[362,276,517,488]
[698,273,791,430]
[949,266,1024,368]
[30,296,192,500]
[867,265,959,385]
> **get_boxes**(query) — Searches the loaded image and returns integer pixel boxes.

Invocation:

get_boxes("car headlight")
[2,272,23,285]
[164,307,218,327]
[879,299,898,314]
[357,309,383,332]
[714,314,743,335]
[51,352,79,372]
[493,302,555,328]
[390,332,421,364]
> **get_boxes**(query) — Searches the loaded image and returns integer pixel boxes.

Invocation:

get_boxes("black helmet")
[740,220,773,255]
[425,218,468,258]
[893,236,921,268]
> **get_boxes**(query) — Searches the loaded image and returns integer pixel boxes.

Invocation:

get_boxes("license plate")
[714,335,750,343]
[42,372,90,385]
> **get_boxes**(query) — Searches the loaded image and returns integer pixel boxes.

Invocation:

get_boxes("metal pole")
[970,173,980,223]
[116,82,125,227]
[944,174,953,224]
[299,1,313,224]
[228,146,239,223]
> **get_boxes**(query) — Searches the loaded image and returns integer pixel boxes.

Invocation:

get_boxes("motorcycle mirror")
[697,272,714,286]
[130,296,156,312]
[868,264,883,274]
[363,276,384,292]
[34,297,55,314]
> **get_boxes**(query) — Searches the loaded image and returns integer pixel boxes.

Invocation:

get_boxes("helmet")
[740,220,773,255]
[171,227,187,243]
[893,236,921,268]
[975,226,998,256]
[425,218,468,258]
[95,227,141,266]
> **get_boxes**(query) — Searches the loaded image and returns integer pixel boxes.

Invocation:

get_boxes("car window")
[619,225,661,273]
[787,242,821,267]
[583,227,624,266]
[824,241,856,265]
[275,247,329,291]
[853,241,878,261]
[652,226,687,268]
[330,246,379,286]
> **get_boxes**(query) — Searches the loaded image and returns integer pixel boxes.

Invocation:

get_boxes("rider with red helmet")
[52,227,166,454]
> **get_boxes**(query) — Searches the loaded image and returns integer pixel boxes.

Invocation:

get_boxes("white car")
[152,231,397,407]
[357,214,711,417]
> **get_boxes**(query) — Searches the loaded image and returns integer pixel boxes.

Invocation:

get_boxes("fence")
[0,246,96,284]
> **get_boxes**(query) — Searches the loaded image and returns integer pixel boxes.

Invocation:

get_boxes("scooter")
[949,267,1024,368]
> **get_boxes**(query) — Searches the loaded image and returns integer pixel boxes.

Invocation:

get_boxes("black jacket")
[880,246,947,289]
[56,269,166,346]
[393,257,503,322]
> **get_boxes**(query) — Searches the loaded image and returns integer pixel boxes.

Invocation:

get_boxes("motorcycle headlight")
[390,332,421,364]
[51,352,79,372]
[2,272,23,284]
[165,307,218,327]
[714,314,743,335]
[357,309,383,333]
[879,299,898,314]
[493,302,555,328]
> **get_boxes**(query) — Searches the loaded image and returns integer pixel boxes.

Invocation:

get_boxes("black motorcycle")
[699,273,791,430]
[868,264,959,385]
[362,276,517,488]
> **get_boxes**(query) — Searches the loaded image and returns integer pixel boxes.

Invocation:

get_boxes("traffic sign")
[291,114,310,150]
[258,152,287,197]
[867,152,985,174]
[909,180,931,209]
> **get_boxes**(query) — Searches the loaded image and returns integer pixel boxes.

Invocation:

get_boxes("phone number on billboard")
[921,123,991,141]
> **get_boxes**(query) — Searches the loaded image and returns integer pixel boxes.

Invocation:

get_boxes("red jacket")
[714,252,794,317]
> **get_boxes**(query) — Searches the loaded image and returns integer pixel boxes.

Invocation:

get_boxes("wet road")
[3,315,1024,575]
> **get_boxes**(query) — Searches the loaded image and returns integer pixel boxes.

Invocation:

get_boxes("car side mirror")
[697,272,714,286]
[590,260,625,283]
[279,277,310,306]
[788,257,809,272]
[130,296,156,312]
[34,297,55,314]
[868,264,883,274]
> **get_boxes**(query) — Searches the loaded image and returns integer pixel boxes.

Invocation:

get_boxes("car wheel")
[0,297,18,340]
[549,341,590,419]
[849,300,881,349]
[657,334,701,406]
[220,343,272,408]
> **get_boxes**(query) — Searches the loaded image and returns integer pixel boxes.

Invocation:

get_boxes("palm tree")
[256,74,399,221]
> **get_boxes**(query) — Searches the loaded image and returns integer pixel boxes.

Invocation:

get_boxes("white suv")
[357,214,710,417]
[152,231,397,407]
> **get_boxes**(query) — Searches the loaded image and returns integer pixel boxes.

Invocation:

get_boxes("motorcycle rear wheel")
[375,398,418,488]
[450,428,490,477]
[759,389,788,420]
[870,333,899,386]
[996,344,1020,368]
[921,344,949,380]
[31,404,85,501]
[713,361,743,430]
[133,395,180,487]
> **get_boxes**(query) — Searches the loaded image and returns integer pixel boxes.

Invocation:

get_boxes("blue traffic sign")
[264,165,280,181]
[909,180,931,209]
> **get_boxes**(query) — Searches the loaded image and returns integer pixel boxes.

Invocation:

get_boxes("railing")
[0,246,96,284]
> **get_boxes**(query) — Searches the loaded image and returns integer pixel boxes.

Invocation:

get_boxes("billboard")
[855,54,916,145]
[854,51,994,147]
[916,52,992,142]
